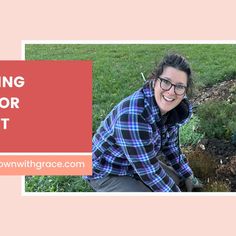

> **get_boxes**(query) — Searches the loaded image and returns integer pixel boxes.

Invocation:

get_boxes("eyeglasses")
[157,77,187,95]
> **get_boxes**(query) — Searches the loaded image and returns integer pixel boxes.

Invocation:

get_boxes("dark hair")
[148,53,193,97]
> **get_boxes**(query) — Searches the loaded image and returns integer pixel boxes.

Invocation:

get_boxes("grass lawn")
[25,43,236,192]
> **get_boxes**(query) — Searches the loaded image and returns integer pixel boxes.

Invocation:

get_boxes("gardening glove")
[185,175,203,192]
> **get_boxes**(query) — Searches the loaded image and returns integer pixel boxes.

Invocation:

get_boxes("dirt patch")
[197,138,236,191]
[188,79,236,192]
[216,156,236,190]
[190,79,236,106]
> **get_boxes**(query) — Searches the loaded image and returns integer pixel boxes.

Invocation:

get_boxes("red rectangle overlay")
[0,61,92,152]
[0,154,92,175]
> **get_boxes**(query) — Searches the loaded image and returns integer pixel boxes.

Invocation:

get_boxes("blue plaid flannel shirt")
[85,83,193,192]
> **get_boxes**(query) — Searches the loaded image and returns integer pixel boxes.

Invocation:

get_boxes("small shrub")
[187,149,217,179]
[197,101,236,140]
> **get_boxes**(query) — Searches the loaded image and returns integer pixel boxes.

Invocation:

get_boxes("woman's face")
[154,66,188,115]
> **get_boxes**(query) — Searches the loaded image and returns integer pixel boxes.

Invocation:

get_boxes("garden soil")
[189,79,236,191]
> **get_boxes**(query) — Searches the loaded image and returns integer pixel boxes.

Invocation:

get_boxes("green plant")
[197,101,236,140]
[180,116,204,146]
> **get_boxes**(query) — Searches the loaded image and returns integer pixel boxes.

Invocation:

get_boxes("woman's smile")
[162,95,175,102]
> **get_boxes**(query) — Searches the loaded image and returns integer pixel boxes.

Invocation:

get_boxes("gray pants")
[88,161,181,192]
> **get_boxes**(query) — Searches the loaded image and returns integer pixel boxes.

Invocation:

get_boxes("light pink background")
[1,0,236,235]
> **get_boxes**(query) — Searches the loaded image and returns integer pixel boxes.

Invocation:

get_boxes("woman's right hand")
[185,175,203,192]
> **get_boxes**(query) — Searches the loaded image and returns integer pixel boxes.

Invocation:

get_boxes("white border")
[21,40,236,197]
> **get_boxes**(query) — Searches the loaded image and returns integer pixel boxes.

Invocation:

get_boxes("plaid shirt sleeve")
[162,126,193,179]
[114,112,181,192]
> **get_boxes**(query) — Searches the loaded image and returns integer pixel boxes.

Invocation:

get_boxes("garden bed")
[188,78,236,191]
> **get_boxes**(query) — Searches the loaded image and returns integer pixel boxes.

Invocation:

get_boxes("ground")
[189,79,236,191]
